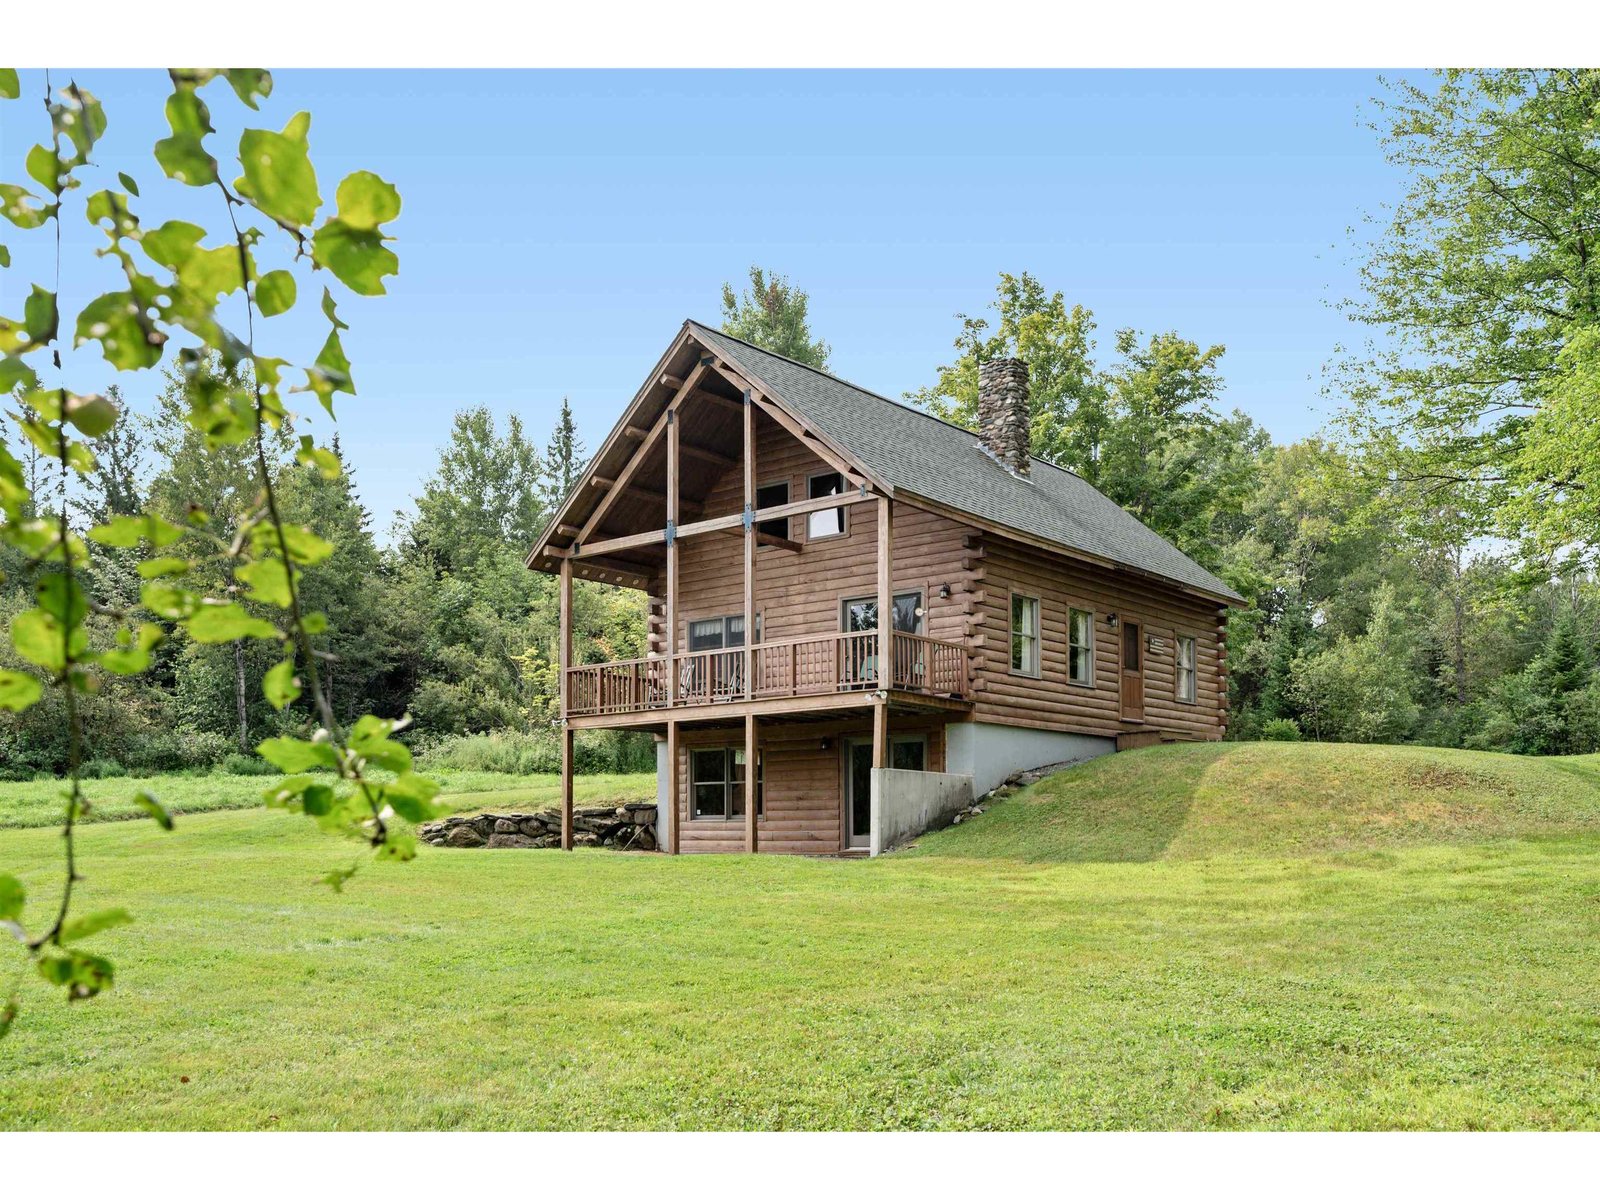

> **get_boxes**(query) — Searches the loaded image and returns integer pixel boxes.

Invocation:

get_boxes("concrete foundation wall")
[654,738,671,853]
[870,768,974,857]
[944,722,1114,797]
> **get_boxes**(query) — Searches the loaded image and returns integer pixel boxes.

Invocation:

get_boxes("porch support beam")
[745,714,758,854]
[667,719,681,856]
[559,557,574,851]
[703,359,874,491]
[666,407,680,709]
[874,494,892,770]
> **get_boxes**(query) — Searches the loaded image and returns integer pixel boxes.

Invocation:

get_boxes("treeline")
[0,359,651,779]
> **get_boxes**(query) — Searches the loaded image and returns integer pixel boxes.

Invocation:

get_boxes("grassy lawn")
[0,770,656,829]
[2,741,1598,1130]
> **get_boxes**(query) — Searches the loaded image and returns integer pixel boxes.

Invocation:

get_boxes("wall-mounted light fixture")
[1107,613,1119,629]
[938,583,952,599]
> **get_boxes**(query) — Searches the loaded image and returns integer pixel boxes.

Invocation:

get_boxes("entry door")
[845,740,874,849]
[1120,621,1144,721]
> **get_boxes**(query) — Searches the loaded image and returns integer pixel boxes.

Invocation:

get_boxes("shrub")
[122,730,235,775]
[81,759,129,779]
[220,753,279,777]
[417,728,654,776]
[1260,718,1303,742]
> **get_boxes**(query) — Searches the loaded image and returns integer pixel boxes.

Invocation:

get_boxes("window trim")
[755,478,790,542]
[806,470,849,541]
[1067,606,1095,688]
[1175,633,1197,704]
[683,611,758,651]
[689,745,764,821]
[1009,591,1042,678]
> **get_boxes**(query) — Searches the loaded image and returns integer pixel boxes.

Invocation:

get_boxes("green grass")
[2,741,1598,1130]
[0,770,656,829]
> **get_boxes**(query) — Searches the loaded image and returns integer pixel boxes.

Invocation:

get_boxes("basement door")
[843,736,928,850]
[1120,621,1145,722]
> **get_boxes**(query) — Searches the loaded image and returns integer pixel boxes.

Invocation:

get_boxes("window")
[1011,594,1040,676]
[807,471,847,540]
[690,747,762,819]
[891,738,926,771]
[1176,635,1197,703]
[756,481,790,540]
[1069,608,1094,685]
[841,592,923,635]
[687,614,746,652]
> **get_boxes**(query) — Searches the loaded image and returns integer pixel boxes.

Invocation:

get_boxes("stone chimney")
[977,357,1031,477]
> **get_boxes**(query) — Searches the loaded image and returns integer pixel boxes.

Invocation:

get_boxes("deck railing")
[564,630,969,717]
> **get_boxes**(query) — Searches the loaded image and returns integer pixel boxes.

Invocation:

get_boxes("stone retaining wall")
[420,802,658,851]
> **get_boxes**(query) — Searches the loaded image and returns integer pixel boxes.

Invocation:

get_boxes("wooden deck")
[565,630,970,718]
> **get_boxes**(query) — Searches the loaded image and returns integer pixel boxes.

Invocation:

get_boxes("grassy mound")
[913,742,1600,863]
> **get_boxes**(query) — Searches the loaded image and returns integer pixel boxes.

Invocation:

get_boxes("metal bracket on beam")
[743,388,753,406]
[664,520,676,547]
[859,483,869,497]
[742,505,754,532]
[666,409,676,426]
[700,354,715,366]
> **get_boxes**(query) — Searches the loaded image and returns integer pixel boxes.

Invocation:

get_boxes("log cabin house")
[526,321,1243,855]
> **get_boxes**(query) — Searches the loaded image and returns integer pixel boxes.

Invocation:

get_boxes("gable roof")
[684,322,1243,604]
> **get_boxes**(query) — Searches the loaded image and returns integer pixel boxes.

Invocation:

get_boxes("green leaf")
[348,714,412,772]
[132,790,174,831]
[236,115,320,228]
[0,245,9,268]
[35,572,87,627]
[23,284,56,346]
[58,908,132,944]
[249,522,333,566]
[375,832,418,862]
[321,286,348,330]
[25,144,60,192]
[334,170,401,231]
[255,269,296,317]
[37,948,114,1000]
[257,736,339,774]
[237,557,296,607]
[118,171,140,197]
[296,436,342,480]
[263,658,301,710]
[321,865,358,893]
[136,556,190,580]
[139,580,199,620]
[90,512,186,549]
[382,772,443,823]
[312,220,398,296]
[0,669,42,712]
[75,290,165,370]
[0,873,23,922]
[223,69,273,109]
[0,69,18,100]
[154,89,217,187]
[100,622,163,675]
[10,607,79,672]
[64,392,118,438]
[0,183,54,230]
[185,602,280,644]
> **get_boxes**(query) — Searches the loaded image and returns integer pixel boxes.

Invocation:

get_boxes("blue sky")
[3,69,1408,537]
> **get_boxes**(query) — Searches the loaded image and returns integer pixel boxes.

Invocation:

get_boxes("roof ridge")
[686,319,1085,482]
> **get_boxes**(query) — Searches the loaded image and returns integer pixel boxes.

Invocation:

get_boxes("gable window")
[807,471,847,540]
[1068,608,1094,685]
[1176,635,1197,703]
[756,481,790,540]
[690,747,763,819]
[1011,594,1040,677]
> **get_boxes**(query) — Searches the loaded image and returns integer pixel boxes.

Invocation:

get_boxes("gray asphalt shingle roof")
[689,322,1242,604]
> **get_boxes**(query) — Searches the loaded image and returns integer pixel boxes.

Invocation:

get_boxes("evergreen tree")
[539,398,587,514]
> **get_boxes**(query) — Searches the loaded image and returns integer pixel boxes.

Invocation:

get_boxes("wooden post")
[874,494,892,769]
[666,409,679,709]
[743,390,756,701]
[744,713,758,854]
[666,719,680,855]
[559,557,574,851]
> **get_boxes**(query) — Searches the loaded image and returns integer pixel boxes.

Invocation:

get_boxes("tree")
[1289,583,1423,743]
[719,266,831,368]
[906,272,1105,474]
[1339,70,1600,568]
[539,397,587,514]
[401,406,545,575]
